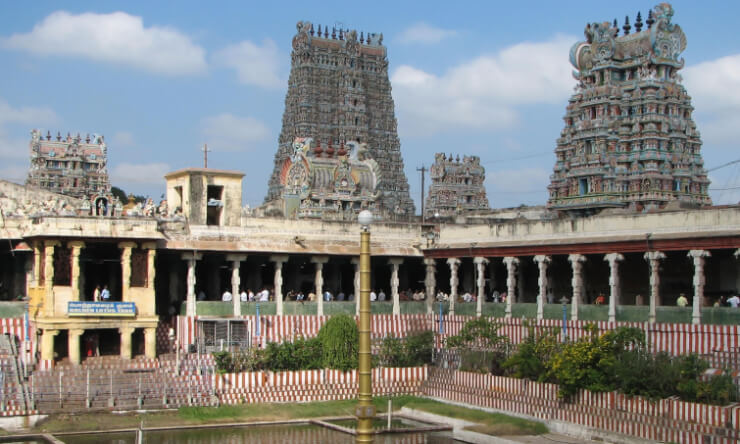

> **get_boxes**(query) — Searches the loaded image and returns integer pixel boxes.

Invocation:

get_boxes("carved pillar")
[352,258,360,316]
[446,258,461,316]
[31,241,42,288]
[517,259,526,303]
[271,255,288,316]
[474,257,489,317]
[388,258,403,316]
[568,254,586,321]
[68,241,85,301]
[143,242,157,289]
[227,254,247,317]
[182,252,201,317]
[533,255,551,321]
[120,327,134,360]
[688,250,711,325]
[68,328,84,365]
[119,242,136,302]
[312,256,328,316]
[41,329,59,361]
[604,253,624,323]
[424,258,436,315]
[144,327,157,359]
[44,241,57,316]
[503,257,519,319]
[644,251,666,324]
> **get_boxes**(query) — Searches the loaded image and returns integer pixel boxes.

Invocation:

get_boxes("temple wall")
[438,207,740,247]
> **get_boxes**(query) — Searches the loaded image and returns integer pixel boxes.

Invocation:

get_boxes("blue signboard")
[68,301,137,317]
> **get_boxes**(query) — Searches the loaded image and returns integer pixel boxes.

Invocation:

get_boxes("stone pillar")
[503,257,519,319]
[312,256,328,316]
[447,258,461,316]
[474,257,489,317]
[31,241,42,288]
[182,252,202,317]
[271,255,289,316]
[227,254,247,317]
[388,258,403,316]
[352,258,360,316]
[120,327,134,360]
[144,327,157,359]
[143,243,157,289]
[44,241,57,316]
[68,241,85,301]
[424,258,436,315]
[533,255,551,321]
[68,329,83,365]
[735,249,740,295]
[568,254,586,321]
[604,253,624,323]
[644,251,666,324]
[119,242,136,301]
[688,250,711,325]
[40,329,59,361]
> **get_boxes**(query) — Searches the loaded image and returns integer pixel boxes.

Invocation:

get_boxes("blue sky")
[1,1,739,210]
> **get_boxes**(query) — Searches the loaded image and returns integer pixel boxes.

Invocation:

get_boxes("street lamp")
[356,209,374,443]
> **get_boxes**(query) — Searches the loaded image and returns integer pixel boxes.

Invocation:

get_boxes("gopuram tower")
[264,21,415,219]
[547,3,711,213]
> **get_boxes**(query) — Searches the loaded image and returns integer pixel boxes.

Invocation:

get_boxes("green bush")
[317,314,359,371]
[212,348,263,373]
[446,317,512,375]
[378,330,434,367]
[503,322,560,381]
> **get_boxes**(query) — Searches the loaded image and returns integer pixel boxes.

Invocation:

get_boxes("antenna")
[417,165,427,222]
[202,144,211,168]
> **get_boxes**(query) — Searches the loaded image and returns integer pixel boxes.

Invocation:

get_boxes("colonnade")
[422,249,723,324]
[33,240,158,365]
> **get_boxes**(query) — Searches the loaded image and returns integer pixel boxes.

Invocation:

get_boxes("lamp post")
[356,210,375,443]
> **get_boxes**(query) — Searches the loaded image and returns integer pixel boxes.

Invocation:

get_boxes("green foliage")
[212,348,263,374]
[379,330,434,367]
[503,322,561,381]
[446,317,512,375]
[545,324,645,399]
[317,314,359,371]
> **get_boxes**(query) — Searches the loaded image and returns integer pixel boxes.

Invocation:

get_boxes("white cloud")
[684,54,740,146]
[2,11,207,76]
[213,39,283,88]
[110,162,170,185]
[0,99,58,126]
[391,34,575,135]
[398,23,457,45]
[200,113,271,152]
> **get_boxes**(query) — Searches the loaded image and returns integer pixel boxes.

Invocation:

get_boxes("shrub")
[503,322,560,381]
[378,330,434,367]
[317,314,358,371]
[446,317,511,374]
[212,348,263,373]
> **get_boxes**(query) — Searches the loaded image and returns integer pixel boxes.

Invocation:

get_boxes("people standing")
[222,289,233,302]
[727,294,740,308]
[93,285,101,302]
[100,285,110,301]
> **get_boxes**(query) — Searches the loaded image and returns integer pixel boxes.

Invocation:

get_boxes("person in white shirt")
[378,289,386,301]
[370,291,377,301]
[240,289,248,302]
[728,294,740,308]
[222,290,233,302]
[259,288,269,301]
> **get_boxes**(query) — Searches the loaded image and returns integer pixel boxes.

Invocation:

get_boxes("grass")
[28,395,546,437]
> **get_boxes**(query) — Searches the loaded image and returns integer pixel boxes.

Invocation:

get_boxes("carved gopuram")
[547,3,711,213]
[425,153,490,218]
[26,129,110,200]
[264,21,415,219]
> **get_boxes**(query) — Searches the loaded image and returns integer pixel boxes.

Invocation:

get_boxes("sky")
[1,0,739,211]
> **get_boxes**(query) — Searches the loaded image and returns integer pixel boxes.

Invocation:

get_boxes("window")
[130,248,148,287]
[206,185,224,226]
[579,178,588,195]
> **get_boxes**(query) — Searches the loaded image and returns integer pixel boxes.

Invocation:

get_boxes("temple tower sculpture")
[425,153,490,218]
[547,3,711,213]
[26,129,110,199]
[264,21,415,219]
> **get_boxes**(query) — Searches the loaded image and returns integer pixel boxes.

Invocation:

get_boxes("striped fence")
[422,369,740,444]
[212,366,428,405]
[175,314,740,360]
